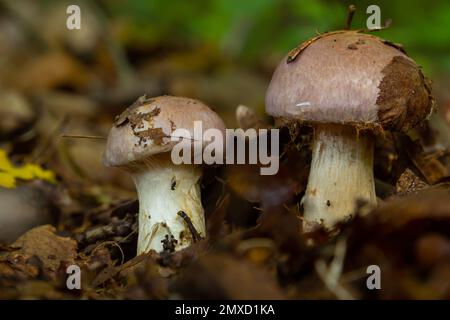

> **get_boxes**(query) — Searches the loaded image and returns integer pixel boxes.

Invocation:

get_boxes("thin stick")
[61,134,199,142]
[91,240,125,266]
[168,135,199,142]
[345,5,357,30]
[315,236,356,300]
[61,134,107,140]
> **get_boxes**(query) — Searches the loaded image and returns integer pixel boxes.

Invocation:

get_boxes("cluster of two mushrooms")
[104,31,434,254]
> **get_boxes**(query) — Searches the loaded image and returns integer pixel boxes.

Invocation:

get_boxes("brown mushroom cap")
[265,31,434,132]
[103,95,226,167]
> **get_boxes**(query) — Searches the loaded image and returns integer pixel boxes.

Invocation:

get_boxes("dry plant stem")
[302,124,376,230]
[61,134,107,140]
[315,237,355,300]
[131,156,205,254]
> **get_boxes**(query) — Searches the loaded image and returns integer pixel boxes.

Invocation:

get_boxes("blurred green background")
[105,0,450,73]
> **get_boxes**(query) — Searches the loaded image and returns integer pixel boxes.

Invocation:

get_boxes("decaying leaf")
[403,137,449,184]
[114,95,156,127]
[396,168,429,196]
[341,189,450,299]
[287,30,349,63]
[8,225,77,278]
[135,127,166,146]
[0,225,77,295]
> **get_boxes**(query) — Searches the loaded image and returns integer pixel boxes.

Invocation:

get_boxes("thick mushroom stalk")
[301,124,376,230]
[132,155,204,254]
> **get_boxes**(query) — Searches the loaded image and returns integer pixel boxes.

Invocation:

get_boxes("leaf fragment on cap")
[114,95,156,127]
[286,30,349,63]
[135,128,167,146]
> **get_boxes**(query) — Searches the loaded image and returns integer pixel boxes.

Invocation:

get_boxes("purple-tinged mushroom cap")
[266,31,434,132]
[104,95,226,167]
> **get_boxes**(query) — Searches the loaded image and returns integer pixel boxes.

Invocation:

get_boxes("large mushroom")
[265,30,434,230]
[104,95,225,254]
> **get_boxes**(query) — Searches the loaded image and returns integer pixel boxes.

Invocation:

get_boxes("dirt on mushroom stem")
[127,153,205,254]
[301,124,377,231]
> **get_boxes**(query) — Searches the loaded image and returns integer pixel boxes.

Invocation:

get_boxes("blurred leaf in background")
[0,149,56,188]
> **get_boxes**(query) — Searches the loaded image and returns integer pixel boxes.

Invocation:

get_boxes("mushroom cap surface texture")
[265,31,434,132]
[104,95,226,167]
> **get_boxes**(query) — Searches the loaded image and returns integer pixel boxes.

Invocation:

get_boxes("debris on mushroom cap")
[103,95,226,167]
[113,95,156,127]
[266,30,434,132]
[286,29,407,64]
[286,30,350,63]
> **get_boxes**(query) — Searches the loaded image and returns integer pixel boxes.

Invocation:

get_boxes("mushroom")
[103,95,225,254]
[265,30,434,230]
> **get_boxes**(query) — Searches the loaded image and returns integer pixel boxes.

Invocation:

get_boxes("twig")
[177,211,203,242]
[91,240,125,266]
[61,134,107,140]
[345,5,357,30]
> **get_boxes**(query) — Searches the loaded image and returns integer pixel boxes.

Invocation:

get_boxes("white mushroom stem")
[131,155,205,254]
[301,124,377,231]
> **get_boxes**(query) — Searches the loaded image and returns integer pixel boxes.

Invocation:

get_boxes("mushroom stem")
[131,155,205,254]
[301,124,376,231]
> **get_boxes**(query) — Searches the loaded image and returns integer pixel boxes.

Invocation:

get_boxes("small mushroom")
[103,96,225,254]
[265,31,434,230]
